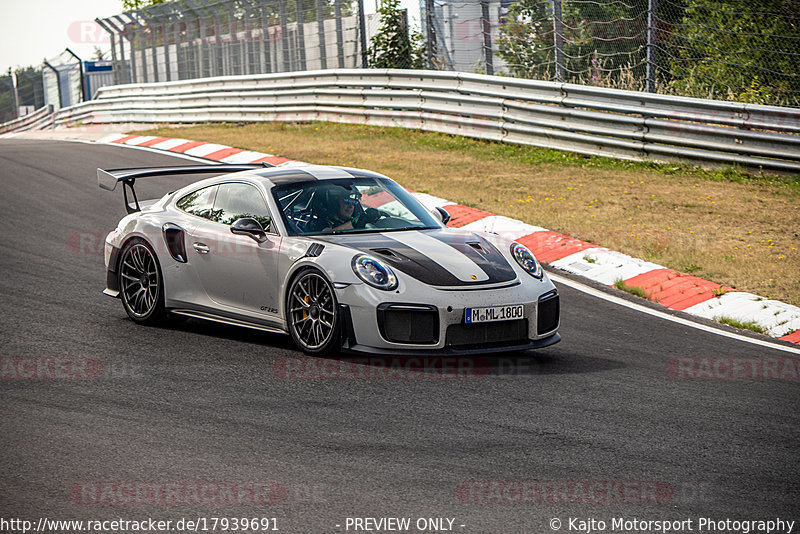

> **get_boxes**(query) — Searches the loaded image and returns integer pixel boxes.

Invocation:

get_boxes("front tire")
[287,269,340,355]
[118,238,166,325]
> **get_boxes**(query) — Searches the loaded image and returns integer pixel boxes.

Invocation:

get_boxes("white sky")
[0,0,419,75]
[0,0,125,73]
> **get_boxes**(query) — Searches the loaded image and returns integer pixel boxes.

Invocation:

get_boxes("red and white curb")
[98,132,800,346]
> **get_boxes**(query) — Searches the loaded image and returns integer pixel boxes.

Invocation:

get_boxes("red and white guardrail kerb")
[97,133,800,346]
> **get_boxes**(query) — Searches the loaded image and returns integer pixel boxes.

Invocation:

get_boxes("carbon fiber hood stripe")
[318,229,517,287]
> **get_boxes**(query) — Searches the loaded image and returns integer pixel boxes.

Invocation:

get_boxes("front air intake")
[377,304,439,344]
[537,291,560,335]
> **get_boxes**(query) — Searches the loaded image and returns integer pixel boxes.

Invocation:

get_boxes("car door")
[186,182,282,320]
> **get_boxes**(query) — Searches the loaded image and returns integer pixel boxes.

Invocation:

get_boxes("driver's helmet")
[317,183,362,217]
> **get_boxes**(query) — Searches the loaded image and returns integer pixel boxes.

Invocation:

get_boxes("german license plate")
[465,304,524,324]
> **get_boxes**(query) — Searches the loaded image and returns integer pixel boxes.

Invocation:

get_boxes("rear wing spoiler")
[98,163,272,214]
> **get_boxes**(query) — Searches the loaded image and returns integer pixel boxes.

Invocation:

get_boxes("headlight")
[351,254,398,290]
[510,242,543,279]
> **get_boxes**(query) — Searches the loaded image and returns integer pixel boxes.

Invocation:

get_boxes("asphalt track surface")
[1,138,798,533]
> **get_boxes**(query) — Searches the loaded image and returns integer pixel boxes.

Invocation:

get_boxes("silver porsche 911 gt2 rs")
[100,162,560,355]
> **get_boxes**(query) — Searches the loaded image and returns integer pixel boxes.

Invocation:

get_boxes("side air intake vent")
[304,243,325,257]
[162,223,187,263]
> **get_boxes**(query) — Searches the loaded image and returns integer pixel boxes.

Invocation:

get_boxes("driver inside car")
[308,185,383,232]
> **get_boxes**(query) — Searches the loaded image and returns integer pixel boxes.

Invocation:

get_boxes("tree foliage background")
[665,0,800,105]
[122,0,164,11]
[367,0,424,69]
[496,0,800,106]
[0,67,45,122]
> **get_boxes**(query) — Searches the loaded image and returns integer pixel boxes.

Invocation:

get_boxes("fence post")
[480,0,494,75]
[137,11,159,82]
[95,19,118,85]
[150,4,174,82]
[23,70,43,109]
[243,3,252,74]
[135,20,148,82]
[7,69,19,119]
[108,17,129,83]
[225,5,238,75]
[316,0,328,69]
[295,0,307,71]
[424,0,436,69]
[646,0,658,93]
[551,0,564,82]
[334,0,345,68]
[161,20,171,81]
[64,48,86,103]
[43,61,63,109]
[357,0,368,67]
[184,0,207,79]
[279,0,290,72]
[261,4,272,73]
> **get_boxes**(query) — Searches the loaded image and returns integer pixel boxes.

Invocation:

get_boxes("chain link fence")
[4,0,797,122]
[41,50,85,110]
[92,0,800,107]
[425,0,800,107]
[96,0,386,85]
[0,68,45,123]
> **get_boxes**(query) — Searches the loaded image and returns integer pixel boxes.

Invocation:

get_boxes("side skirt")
[169,309,289,335]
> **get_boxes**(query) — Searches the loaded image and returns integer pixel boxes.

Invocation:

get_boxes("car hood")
[316,229,517,287]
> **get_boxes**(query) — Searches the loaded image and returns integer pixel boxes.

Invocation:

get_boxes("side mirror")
[435,206,451,225]
[231,218,267,243]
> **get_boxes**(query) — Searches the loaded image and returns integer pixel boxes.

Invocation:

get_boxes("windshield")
[272,177,442,236]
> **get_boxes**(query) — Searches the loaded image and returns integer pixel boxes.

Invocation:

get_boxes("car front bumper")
[337,280,560,354]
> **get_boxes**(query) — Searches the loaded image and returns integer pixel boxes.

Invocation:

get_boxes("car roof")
[252,162,390,185]
[171,163,391,198]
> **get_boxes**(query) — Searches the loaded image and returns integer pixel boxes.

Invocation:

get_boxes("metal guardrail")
[0,105,54,134]
[10,70,800,172]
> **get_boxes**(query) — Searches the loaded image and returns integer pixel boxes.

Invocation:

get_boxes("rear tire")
[118,238,167,325]
[287,269,341,355]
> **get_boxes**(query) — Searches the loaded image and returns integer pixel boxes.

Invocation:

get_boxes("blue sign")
[84,61,113,73]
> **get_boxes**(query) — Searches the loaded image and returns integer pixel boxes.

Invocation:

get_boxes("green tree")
[122,0,164,10]
[496,0,648,85]
[14,67,42,108]
[665,0,800,105]
[368,0,424,69]
[0,66,44,123]
[496,0,554,80]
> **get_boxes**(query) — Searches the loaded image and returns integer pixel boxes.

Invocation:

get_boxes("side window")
[210,183,273,232]
[177,185,217,219]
